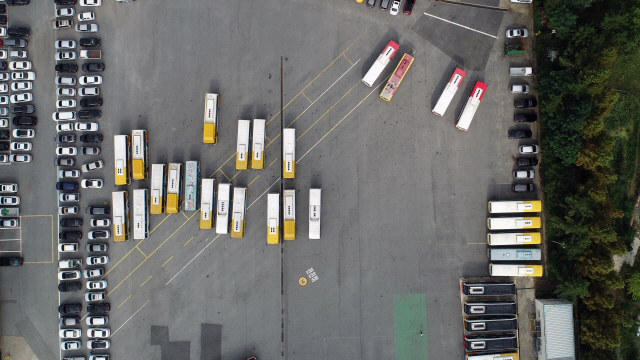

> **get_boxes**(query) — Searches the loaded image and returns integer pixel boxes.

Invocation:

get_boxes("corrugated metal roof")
[543,303,575,360]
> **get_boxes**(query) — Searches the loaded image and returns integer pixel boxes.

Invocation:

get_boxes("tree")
[626,271,640,300]
[555,277,590,302]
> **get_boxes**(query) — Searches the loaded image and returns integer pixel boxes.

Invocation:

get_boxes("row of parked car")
[358,0,416,15]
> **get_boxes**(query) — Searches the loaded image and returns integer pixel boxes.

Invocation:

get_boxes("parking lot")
[0,0,539,359]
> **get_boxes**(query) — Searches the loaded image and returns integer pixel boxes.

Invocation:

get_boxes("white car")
[56,52,77,61]
[506,28,529,38]
[59,243,79,252]
[12,129,34,138]
[57,100,76,109]
[0,84,7,93]
[81,0,102,6]
[11,82,32,91]
[85,291,106,302]
[10,51,27,59]
[514,170,535,179]
[56,8,75,17]
[390,0,401,15]
[10,142,31,151]
[86,315,108,325]
[60,341,81,351]
[0,73,8,81]
[10,93,32,103]
[53,112,77,121]
[9,61,31,71]
[87,256,108,265]
[81,179,103,188]
[519,144,540,154]
[78,12,95,21]
[0,28,6,37]
[81,160,104,173]
[59,329,82,339]
[75,122,98,131]
[89,354,110,360]
[57,123,74,132]
[59,170,80,178]
[0,196,19,205]
[86,280,107,290]
[88,230,110,240]
[84,268,104,279]
[79,76,102,85]
[10,154,31,163]
[0,50,6,59]
[0,218,18,227]
[56,147,77,156]
[11,72,35,81]
[57,87,76,97]
[55,40,77,49]
[58,206,78,215]
[87,328,110,338]
[79,87,99,96]
[59,193,80,202]
[58,270,81,280]
[0,108,8,116]
[0,155,8,163]
[56,76,76,85]
[0,96,8,105]
[91,218,110,227]
[76,24,98,32]
[0,119,6,127]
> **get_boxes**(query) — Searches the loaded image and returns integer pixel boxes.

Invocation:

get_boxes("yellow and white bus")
[283,128,296,179]
[487,233,541,246]
[112,191,129,242]
[150,164,166,214]
[309,188,321,239]
[487,217,541,230]
[203,93,219,144]
[466,352,519,360]
[113,135,131,186]
[489,264,543,277]
[231,187,247,238]
[267,193,279,244]
[284,189,296,240]
[133,189,149,240]
[131,130,148,181]
[216,183,231,234]
[236,120,251,170]
[200,178,215,230]
[166,163,182,214]
[252,119,266,170]
[488,200,541,213]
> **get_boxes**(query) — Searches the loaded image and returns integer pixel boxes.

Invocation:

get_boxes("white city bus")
[216,183,231,234]
[231,187,247,238]
[487,217,541,230]
[150,164,166,215]
[133,189,149,240]
[362,40,400,87]
[236,120,251,170]
[267,193,279,244]
[309,188,321,239]
[113,135,131,185]
[488,200,541,214]
[184,160,199,212]
[203,93,219,144]
[131,130,148,180]
[456,81,488,131]
[112,191,129,242]
[487,233,541,246]
[466,352,519,360]
[166,163,182,214]
[284,189,296,240]
[283,128,296,179]
[252,119,266,170]
[200,178,215,230]
[489,264,543,277]
[432,68,466,117]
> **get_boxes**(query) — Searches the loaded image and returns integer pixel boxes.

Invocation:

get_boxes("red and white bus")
[362,40,400,87]
[455,81,488,131]
[431,68,466,117]
[380,53,414,102]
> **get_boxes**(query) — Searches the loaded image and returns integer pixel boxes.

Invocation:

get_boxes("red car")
[404,0,416,14]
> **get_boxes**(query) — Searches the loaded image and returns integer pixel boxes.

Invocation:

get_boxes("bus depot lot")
[1,1,538,360]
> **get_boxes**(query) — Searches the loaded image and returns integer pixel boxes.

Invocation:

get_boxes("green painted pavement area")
[394,294,428,360]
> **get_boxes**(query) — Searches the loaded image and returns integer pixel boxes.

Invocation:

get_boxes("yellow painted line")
[137,247,148,259]
[150,214,171,235]
[343,53,354,65]
[268,158,278,167]
[248,175,261,187]
[184,237,193,247]
[219,169,231,181]
[209,153,237,177]
[101,239,145,278]
[162,256,173,268]
[118,295,131,308]
[301,91,313,104]
[140,276,152,287]
[265,133,280,149]
[297,81,359,140]
[180,211,188,219]
[229,171,242,181]
[265,135,271,143]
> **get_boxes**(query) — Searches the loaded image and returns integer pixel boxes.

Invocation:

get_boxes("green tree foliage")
[556,276,590,301]
[580,305,624,349]
[576,133,615,170]
[626,271,640,300]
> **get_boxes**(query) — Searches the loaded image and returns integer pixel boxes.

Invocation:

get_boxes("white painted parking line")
[422,12,498,39]
[109,300,150,339]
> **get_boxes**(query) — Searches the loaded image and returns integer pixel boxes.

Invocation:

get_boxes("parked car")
[403,0,416,14]
[87,340,110,350]
[86,280,107,290]
[84,267,104,279]
[56,52,77,61]
[519,144,540,154]
[56,76,76,85]
[86,242,108,251]
[81,0,102,5]
[86,315,108,325]
[59,206,78,215]
[85,205,109,214]
[86,303,110,314]
[389,0,400,15]
[60,316,80,326]
[80,37,100,47]
[10,93,32,103]
[56,181,78,191]
[80,134,103,142]
[78,12,95,21]
[55,63,78,73]
[508,130,532,139]
[9,154,30,163]
[76,122,99,131]
[513,183,535,192]
[55,158,76,167]
[11,71,35,80]
[10,142,30,151]
[88,231,110,240]
[8,27,30,37]
[12,116,36,126]
[58,282,82,292]
[87,328,110,338]
[55,8,75,18]
[55,0,78,5]
[57,87,76,96]
[60,218,82,227]
[91,218,110,227]
[0,257,22,266]
[59,329,82,338]
[80,98,102,107]
[4,39,27,48]
[0,196,19,205]
[82,179,103,188]
[6,0,31,5]
[80,147,100,155]
[76,24,98,32]
[12,129,34,138]
[81,160,104,172]
[514,113,537,123]
[58,303,82,314]
[86,256,108,265]
[9,61,31,70]
[78,110,101,119]
[60,193,80,202]
[55,134,76,143]
[506,28,529,38]
[516,157,538,167]
[79,87,99,96]
[509,84,529,94]
[56,146,77,156]
[59,230,82,240]
[514,98,537,108]
[82,63,104,72]
[58,123,73,132]
[9,50,27,58]
[58,270,81,280]
[84,291,106,302]
[79,75,101,85]
[514,169,535,179]
[61,341,81,351]
[53,112,77,121]
[0,218,18,227]
[12,104,34,114]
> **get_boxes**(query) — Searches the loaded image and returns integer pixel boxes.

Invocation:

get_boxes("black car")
[55,158,75,167]
[56,181,78,191]
[366,0,376,7]
[82,63,105,72]
[60,218,83,227]
[514,98,538,108]
[4,39,27,48]
[59,303,82,314]
[80,37,101,47]
[516,157,538,167]
[58,282,82,292]
[0,142,8,151]
[80,134,103,143]
[8,27,30,37]
[0,5,6,14]
[89,341,109,350]
[12,105,35,114]
[0,61,7,71]
[54,0,77,4]
[87,303,110,314]
[0,16,7,25]
[59,231,82,241]
[12,116,37,126]
[86,243,108,252]
[55,134,76,143]
[514,113,537,123]
[0,257,23,266]
[0,130,9,139]
[513,183,536,192]
[78,109,101,119]
[508,130,532,139]
[80,97,102,107]
[403,0,416,14]
[55,63,78,73]
[86,206,110,215]
[6,0,30,5]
